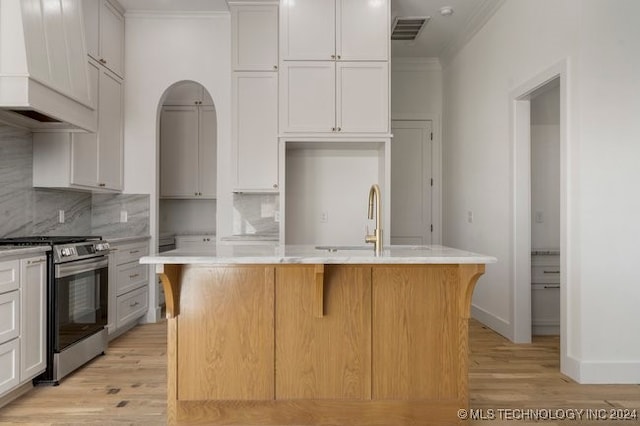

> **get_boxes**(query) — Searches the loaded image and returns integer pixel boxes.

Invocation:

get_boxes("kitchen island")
[141,245,496,425]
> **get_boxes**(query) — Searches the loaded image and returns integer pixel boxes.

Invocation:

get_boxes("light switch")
[120,210,128,223]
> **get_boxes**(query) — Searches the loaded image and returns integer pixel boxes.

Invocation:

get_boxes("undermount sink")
[314,245,372,252]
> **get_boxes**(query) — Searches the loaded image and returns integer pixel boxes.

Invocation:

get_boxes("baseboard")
[471,304,513,340]
[0,382,32,409]
[575,360,640,384]
[561,354,581,383]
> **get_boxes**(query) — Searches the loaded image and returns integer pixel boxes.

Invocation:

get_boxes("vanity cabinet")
[33,58,124,192]
[160,105,217,199]
[0,255,46,399]
[83,0,125,78]
[230,2,280,192]
[108,240,150,337]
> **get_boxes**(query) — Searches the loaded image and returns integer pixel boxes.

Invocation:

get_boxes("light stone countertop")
[140,244,497,266]
[0,246,51,259]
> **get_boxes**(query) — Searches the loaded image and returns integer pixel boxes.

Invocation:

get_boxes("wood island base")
[159,263,485,426]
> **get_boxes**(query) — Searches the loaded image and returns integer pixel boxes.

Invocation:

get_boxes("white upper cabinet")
[336,62,389,133]
[160,105,217,199]
[97,70,124,190]
[279,62,335,133]
[232,4,279,71]
[83,0,125,77]
[280,0,388,61]
[234,72,279,191]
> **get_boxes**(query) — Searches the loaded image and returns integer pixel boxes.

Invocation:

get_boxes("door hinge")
[430,132,433,141]
[430,178,433,187]
[430,224,433,232]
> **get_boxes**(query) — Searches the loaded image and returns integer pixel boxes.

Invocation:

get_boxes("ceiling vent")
[391,16,430,41]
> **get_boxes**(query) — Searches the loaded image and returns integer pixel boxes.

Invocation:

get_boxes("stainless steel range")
[0,236,110,385]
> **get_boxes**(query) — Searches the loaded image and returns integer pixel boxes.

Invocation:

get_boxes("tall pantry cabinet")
[230,3,280,192]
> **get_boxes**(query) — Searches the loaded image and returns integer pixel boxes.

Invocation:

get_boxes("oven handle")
[55,257,109,279]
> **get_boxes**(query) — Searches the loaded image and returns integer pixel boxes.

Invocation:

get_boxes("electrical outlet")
[120,210,128,223]
[467,210,474,224]
[274,211,280,223]
[58,210,65,224]
[320,211,328,223]
[535,211,544,223]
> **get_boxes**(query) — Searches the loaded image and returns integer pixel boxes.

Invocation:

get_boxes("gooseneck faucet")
[365,184,383,256]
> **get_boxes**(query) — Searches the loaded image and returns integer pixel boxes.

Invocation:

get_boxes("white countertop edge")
[140,244,497,266]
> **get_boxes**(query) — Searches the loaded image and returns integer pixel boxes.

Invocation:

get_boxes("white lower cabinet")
[108,239,150,338]
[19,257,47,382]
[0,255,46,400]
[531,253,560,335]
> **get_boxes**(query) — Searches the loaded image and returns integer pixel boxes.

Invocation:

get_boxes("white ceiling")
[117,0,503,59]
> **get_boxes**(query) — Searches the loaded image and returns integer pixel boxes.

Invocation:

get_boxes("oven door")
[54,257,108,352]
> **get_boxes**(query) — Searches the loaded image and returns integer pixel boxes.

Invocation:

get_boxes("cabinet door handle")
[99,58,107,64]
[129,301,140,307]
[330,54,335,59]
[273,184,278,189]
[27,259,46,265]
[129,273,140,279]
[331,127,336,132]
[337,55,341,60]
[543,285,560,289]
[129,250,140,254]
[337,127,342,132]
[99,183,106,187]
[273,65,278,70]
[543,270,560,274]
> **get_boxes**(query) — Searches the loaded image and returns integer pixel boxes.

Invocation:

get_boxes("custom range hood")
[0,0,95,131]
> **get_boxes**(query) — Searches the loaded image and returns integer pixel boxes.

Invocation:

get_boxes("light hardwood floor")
[0,320,638,425]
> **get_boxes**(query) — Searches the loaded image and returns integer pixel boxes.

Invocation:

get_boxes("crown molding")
[125,10,229,19]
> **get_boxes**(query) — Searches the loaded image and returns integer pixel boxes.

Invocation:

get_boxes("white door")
[390,120,432,245]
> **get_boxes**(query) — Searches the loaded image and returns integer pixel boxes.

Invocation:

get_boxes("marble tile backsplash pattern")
[233,193,279,235]
[0,125,149,238]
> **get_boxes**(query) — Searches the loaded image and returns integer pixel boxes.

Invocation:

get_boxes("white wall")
[123,12,231,321]
[531,86,560,249]
[442,0,640,383]
[285,147,382,245]
[391,58,442,120]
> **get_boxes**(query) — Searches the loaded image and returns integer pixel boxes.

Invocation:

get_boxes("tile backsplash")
[0,125,149,238]
[233,193,279,235]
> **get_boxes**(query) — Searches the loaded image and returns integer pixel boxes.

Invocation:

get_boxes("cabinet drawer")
[0,260,19,294]
[0,291,20,345]
[114,243,149,265]
[0,339,20,397]
[531,265,560,284]
[116,263,148,296]
[116,286,148,329]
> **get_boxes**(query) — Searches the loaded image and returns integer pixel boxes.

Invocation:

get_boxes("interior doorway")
[511,60,569,376]
[390,120,433,245]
